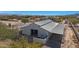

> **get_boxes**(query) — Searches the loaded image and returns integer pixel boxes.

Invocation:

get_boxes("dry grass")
[0,38,43,48]
[0,39,13,48]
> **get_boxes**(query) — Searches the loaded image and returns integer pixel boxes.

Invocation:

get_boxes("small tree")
[21,18,29,23]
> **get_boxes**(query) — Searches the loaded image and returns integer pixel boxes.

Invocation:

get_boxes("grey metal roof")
[51,24,64,34]
[19,23,31,29]
[41,21,64,35]
[41,22,58,32]
[35,19,52,26]
[21,19,64,35]
[35,19,64,34]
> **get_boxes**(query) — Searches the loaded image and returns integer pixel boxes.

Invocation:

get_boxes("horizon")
[0,11,79,16]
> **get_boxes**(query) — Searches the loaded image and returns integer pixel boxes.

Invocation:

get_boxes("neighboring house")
[20,19,64,43]
[78,32,79,35]
[76,16,79,18]
[0,20,24,29]
[74,24,79,31]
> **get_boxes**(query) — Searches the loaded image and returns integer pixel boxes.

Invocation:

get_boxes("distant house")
[78,32,79,34]
[20,19,64,43]
[76,16,79,18]
[74,24,79,30]
[0,20,24,29]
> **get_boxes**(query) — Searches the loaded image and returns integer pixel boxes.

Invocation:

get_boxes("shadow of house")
[45,33,63,48]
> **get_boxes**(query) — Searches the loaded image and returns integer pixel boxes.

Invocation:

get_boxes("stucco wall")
[22,23,50,38]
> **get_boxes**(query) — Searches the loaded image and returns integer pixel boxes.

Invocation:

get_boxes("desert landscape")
[0,11,79,48]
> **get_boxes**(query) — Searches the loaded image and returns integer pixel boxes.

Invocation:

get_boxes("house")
[20,19,64,43]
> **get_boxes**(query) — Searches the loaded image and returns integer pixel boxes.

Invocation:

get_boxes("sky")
[0,11,79,16]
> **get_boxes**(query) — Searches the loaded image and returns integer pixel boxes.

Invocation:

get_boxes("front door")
[31,29,38,37]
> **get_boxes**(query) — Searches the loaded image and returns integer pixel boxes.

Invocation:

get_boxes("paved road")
[61,24,79,48]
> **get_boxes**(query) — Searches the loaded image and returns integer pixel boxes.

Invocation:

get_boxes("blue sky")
[0,11,79,15]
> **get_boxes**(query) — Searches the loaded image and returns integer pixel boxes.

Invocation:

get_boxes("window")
[31,29,38,37]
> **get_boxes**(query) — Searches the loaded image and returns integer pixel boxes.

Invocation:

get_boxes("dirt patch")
[0,39,13,48]
[61,24,79,48]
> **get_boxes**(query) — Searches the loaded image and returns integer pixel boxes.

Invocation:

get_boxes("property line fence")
[68,21,79,41]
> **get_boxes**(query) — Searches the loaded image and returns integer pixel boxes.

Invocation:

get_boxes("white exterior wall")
[22,23,50,38]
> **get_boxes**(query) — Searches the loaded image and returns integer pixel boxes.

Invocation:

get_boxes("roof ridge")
[40,21,52,26]
[35,19,52,26]
[50,23,59,31]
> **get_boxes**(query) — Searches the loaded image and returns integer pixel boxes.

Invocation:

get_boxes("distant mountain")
[65,14,79,18]
[72,14,79,18]
[67,14,79,16]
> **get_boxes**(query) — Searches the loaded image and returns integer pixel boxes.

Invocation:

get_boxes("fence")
[69,21,79,41]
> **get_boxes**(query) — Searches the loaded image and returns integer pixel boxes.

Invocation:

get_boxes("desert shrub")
[0,23,18,40]
[10,36,43,48]
[21,18,29,23]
